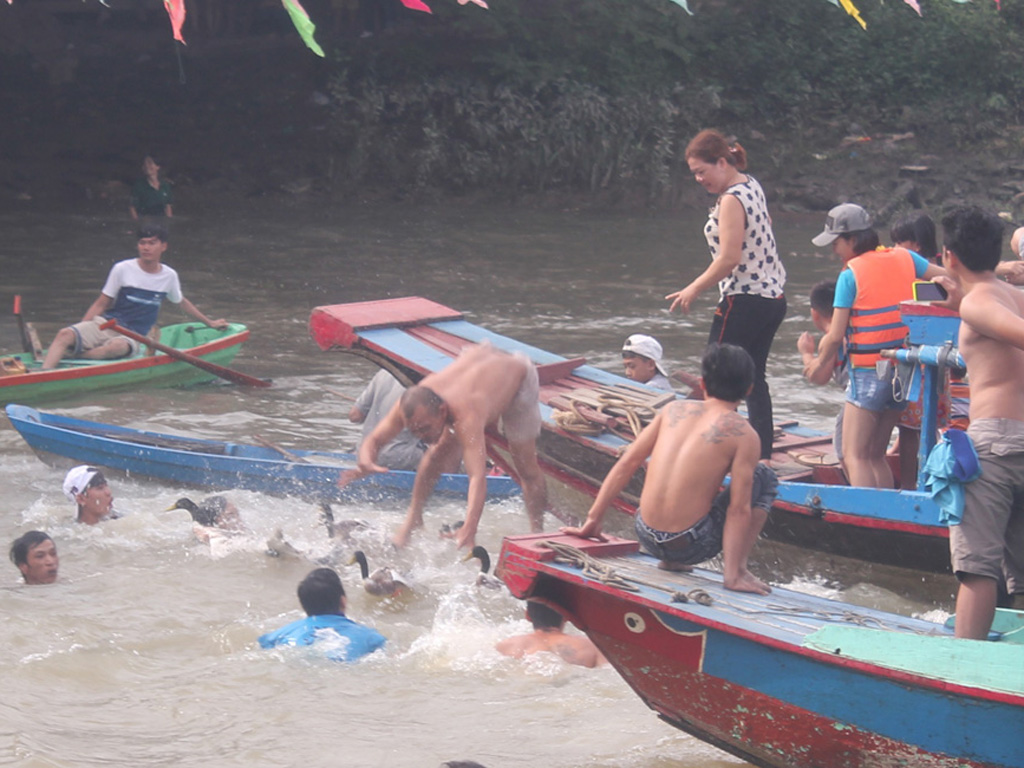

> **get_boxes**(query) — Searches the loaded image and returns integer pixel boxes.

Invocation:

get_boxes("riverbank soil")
[3,7,1024,222]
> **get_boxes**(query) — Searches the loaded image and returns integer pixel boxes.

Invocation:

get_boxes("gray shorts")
[952,418,1024,592]
[635,463,778,566]
[499,352,541,444]
[71,317,140,358]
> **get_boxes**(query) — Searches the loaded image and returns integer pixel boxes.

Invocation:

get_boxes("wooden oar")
[13,295,32,355]
[252,433,309,463]
[323,386,356,401]
[98,319,271,388]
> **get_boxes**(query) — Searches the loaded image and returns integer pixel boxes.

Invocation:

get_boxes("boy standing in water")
[563,343,777,595]
[938,207,1024,639]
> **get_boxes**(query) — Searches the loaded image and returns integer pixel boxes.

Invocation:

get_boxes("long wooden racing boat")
[498,532,1024,768]
[6,404,520,503]
[308,296,963,573]
[0,323,251,404]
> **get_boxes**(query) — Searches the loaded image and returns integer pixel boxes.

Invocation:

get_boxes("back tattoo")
[701,411,748,444]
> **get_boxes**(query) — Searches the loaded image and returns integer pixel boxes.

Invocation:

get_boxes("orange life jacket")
[846,246,917,368]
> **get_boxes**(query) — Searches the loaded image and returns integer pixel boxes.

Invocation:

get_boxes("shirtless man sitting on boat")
[42,223,227,369]
[343,342,548,550]
[562,343,777,595]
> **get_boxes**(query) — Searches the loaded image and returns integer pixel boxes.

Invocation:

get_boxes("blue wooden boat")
[308,297,962,572]
[498,532,1024,768]
[5,404,521,503]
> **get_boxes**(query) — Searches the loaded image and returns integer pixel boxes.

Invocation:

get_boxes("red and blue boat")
[308,296,961,573]
[497,532,1024,768]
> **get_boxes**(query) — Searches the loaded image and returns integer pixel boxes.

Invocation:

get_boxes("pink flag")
[399,0,433,13]
[163,0,186,44]
[902,0,922,15]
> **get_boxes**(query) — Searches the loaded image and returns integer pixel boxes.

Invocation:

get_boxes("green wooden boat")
[0,322,251,404]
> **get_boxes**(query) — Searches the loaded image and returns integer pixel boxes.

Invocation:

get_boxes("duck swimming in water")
[464,545,503,590]
[319,501,369,542]
[168,496,242,530]
[349,550,410,597]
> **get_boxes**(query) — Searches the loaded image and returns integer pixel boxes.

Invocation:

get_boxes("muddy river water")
[0,198,958,768]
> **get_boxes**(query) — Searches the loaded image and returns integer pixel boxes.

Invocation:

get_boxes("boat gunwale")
[0,324,250,387]
[6,404,521,499]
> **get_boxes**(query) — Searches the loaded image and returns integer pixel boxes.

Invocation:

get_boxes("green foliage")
[326,0,1024,197]
[327,73,700,197]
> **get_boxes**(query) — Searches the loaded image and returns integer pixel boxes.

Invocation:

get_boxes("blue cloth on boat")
[258,614,386,663]
[922,428,981,526]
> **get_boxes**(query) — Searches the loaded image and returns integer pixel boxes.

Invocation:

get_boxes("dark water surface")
[0,199,957,767]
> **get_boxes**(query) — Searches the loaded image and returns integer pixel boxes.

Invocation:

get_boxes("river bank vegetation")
[325,0,1024,209]
[3,0,1024,215]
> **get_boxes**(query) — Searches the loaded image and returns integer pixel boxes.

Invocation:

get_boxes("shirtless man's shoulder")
[702,409,754,444]
[663,399,705,424]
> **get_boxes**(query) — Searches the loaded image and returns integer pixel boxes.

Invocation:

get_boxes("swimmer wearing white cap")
[621,334,673,391]
[63,466,117,525]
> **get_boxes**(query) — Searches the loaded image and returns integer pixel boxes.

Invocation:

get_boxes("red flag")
[399,0,433,13]
[164,0,186,44]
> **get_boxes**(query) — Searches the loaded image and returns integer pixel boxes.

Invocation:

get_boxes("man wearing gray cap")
[622,334,673,391]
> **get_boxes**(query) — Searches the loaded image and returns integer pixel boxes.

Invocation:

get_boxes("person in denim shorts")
[806,204,945,488]
[563,343,778,595]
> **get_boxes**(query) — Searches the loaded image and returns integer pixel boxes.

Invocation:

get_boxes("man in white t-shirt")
[42,224,228,369]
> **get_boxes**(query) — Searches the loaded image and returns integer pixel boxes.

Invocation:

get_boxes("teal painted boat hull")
[0,323,251,404]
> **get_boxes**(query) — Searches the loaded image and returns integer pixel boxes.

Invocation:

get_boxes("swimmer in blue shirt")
[258,567,386,663]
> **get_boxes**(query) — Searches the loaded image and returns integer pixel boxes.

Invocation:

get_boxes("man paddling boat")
[42,223,228,369]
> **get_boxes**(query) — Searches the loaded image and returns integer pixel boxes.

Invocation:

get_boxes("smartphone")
[912,281,948,301]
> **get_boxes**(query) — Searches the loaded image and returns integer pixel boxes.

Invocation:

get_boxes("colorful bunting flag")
[399,0,433,12]
[838,0,867,28]
[903,0,923,15]
[281,0,324,57]
[458,0,490,8]
[667,0,694,15]
[163,0,186,44]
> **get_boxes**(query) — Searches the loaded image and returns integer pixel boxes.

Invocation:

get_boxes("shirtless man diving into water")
[563,343,777,595]
[343,343,548,550]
